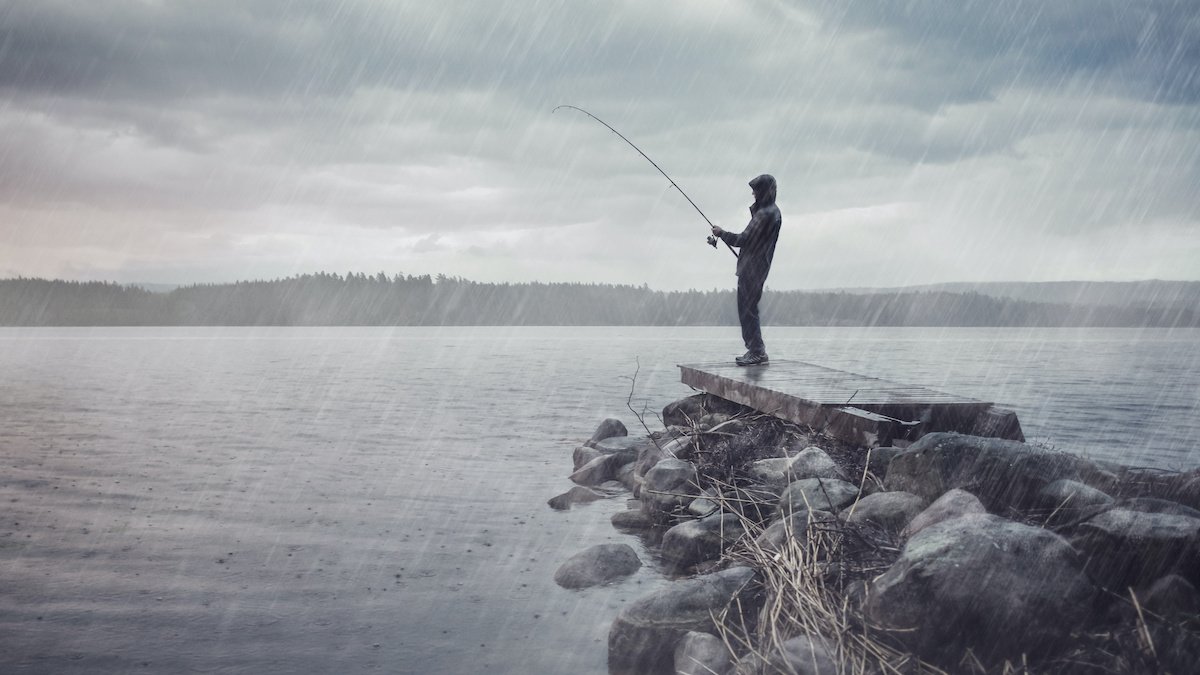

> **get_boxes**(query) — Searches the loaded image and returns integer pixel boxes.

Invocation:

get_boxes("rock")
[573,445,604,471]
[840,491,926,532]
[1139,574,1200,619]
[661,513,746,573]
[1119,497,1200,519]
[865,513,1097,662]
[1072,509,1200,589]
[609,567,757,674]
[755,510,837,554]
[866,446,904,479]
[746,457,794,488]
[721,484,780,524]
[554,543,642,589]
[617,460,639,492]
[595,435,652,457]
[570,453,631,487]
[737,634,836,675]
[697,413,730,430]
[789,447,846,481]
[884,432,1113,511]
[688,488,720,517]
[901,488,987,539]
[642,459,700,520]
[612,508,656,530]
[547,486,606,511]
[674,631,732,675]
[1035,479,1113,524]
[778,478,859,516]
[636,436,689,480]
[588,418,628,446]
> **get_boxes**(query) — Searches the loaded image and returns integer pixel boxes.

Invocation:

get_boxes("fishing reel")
[706,235,718,249]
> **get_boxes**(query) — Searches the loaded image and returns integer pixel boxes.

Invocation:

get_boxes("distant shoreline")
[2,275,1197,328]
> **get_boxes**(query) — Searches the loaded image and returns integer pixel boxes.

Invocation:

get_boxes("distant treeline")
[1,274,1196,327]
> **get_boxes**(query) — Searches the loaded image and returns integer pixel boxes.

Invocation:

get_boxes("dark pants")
[737,274,766,355]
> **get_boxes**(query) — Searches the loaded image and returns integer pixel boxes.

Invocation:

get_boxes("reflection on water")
[0,327,1196,673]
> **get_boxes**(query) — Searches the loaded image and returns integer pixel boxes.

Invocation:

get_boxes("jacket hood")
[749,174,777,213]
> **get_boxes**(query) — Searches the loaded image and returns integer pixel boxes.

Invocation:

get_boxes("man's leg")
[737,275,766,356]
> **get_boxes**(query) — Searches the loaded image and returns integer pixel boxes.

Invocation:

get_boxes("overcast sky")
[1,0,1197,290]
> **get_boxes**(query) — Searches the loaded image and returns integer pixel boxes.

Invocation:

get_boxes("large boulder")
[1035,479,1114,525]
[636,436,690,480]
[1071,509,1200,589]
[612,508,657,531]
[573,445,604,471]
[609,567,757,674]
[660,513,746,573]
[866,446,904,480]
[778,478,859,516]
[755,510,838,555]
[865,513,1098,662]
[745,456,797,489]
[789,447,846,481]
[840,491,926,533]
[642,459,700,520]
[588,418,628,446]
[547,486,606,511]
[884,432,1113,511]
[554,543,642,589]
[570,452,633,487]
[735,635,836,675]
[901,488,987,539]
[674,631,733,675]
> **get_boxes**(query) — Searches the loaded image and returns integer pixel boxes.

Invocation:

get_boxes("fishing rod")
[553,105,738,259]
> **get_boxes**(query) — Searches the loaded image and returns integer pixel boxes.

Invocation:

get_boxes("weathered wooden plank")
[678,360,1024,446]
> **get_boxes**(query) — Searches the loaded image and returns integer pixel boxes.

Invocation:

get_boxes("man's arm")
[712,212,763,248]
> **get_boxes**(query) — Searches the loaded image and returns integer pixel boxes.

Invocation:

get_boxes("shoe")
[735,352,769,366]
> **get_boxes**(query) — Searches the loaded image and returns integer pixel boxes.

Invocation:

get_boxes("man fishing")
[710,174,782,366]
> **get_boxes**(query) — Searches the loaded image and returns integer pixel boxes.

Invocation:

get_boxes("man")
[710,174,781,366]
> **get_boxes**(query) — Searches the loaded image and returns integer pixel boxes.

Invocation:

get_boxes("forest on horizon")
[0,273,1196,327]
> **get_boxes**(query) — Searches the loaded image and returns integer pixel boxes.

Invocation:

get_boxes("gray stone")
[746,456,795,488]
[901,488,987,539]
[642,459,700,520]
[866,446,904,479]
[617,460,639,492]
[612,508,656,530]
[737,634,836,675]
[609,567,757,674]
[688,488,720,517]
[866,513,1097,662]
[636,436,689,480]
[1139,574,1200,619]
[547,486,605,511]
[570,453,630,487]
[674,631,732,675]
[588,418,628,446]
[884,432,1112,511]
[661,513,746,573]
[840,491,926,532]
[1120,497,1200,519]
[573,445,603,471]
[721,484,780,524]
[789,446,846,481]
[595,435,651,456]
[1036,479,1113,523]
[778,478,859,516]
[755,510,837,555]
[1072,509,1200,589]
[554,543,642,589]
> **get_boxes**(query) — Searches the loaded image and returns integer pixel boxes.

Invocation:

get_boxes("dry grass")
[705,480,946,675]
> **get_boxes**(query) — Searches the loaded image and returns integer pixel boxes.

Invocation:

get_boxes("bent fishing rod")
[553,105,737,259]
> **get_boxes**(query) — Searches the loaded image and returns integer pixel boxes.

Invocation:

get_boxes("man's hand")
[711,225,724,237]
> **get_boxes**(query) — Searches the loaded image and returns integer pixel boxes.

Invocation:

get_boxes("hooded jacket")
[719,174,781,281]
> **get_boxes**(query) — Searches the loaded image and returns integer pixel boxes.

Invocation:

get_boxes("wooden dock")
[679,360,1024,447]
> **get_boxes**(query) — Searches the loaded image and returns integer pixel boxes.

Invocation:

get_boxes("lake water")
[1,326,1197,674]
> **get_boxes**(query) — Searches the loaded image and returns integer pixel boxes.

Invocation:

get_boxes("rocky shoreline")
[550,393,1200,674]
